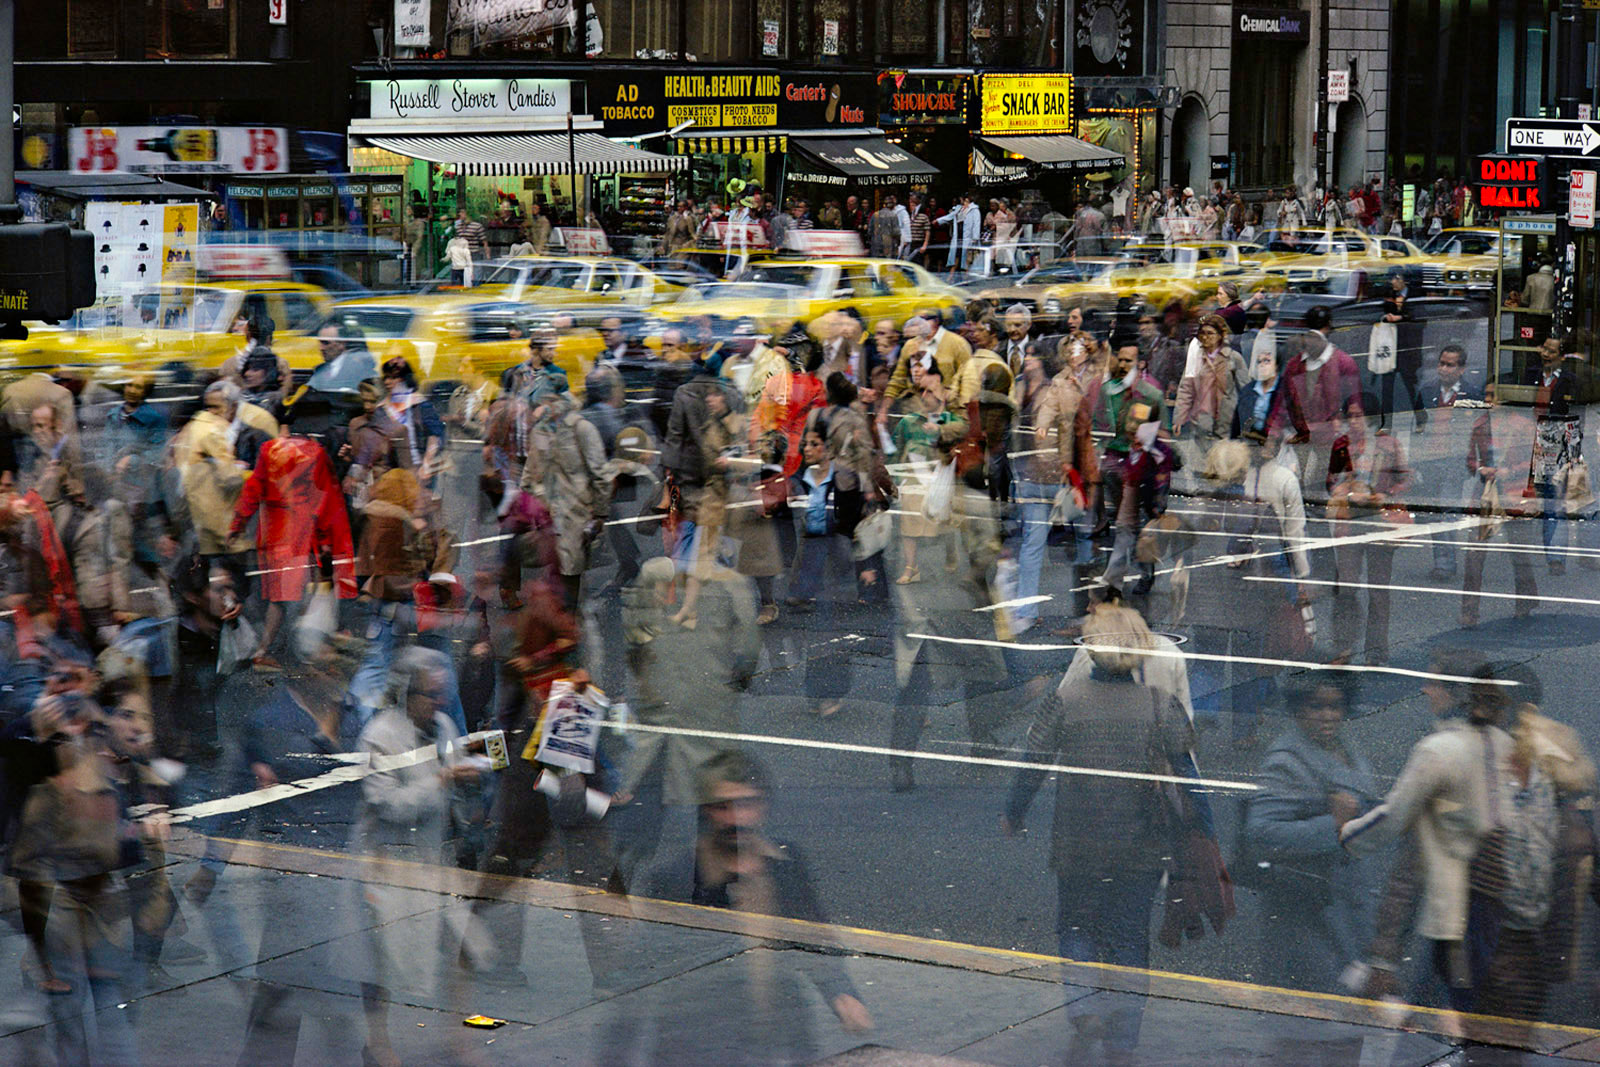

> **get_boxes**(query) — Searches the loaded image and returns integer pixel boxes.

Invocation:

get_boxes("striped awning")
[358,131,686,176]
[673,134,788,155]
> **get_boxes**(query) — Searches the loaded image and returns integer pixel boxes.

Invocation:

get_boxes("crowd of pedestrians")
[1,194,1597,1062]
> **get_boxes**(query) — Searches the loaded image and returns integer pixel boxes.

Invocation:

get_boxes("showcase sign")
[368,78,571,120]
[978,74,1074,136]
[1233,7,1309,41]
[878,71,969,125]
[589,71,873,135]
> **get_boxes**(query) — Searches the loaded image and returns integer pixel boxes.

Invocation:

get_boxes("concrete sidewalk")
[3,832,1599,1067]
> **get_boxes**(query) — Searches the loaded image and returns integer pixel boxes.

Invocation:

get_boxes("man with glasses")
[599,315,647,365]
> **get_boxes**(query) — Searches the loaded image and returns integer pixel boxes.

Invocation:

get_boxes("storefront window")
[687,0,754,61]
[146,0,234,58]
[66,0,118,57]
[592,0,678,59]
[879,0,933,59]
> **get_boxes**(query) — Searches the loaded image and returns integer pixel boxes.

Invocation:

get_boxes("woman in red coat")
[229,432,356,670]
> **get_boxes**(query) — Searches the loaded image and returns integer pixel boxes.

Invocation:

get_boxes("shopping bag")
[921,459,956,524]
[1478,477,1507,541]
[851,509,892,561]
[217,615,259,675]
[293,582,339,661]
[1368,321,1398,376]
[1049,484,1084,526]
[523,678,608,774]
[1564,460,1595,516]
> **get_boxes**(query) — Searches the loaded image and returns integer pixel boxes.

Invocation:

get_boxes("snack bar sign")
[978,74,1074,136]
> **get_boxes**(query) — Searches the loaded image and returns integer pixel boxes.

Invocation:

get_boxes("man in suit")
[1000,305,1032,377]
[1419,344,1489,580]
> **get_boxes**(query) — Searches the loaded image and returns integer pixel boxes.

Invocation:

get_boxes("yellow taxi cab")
[0,279,333,381]
[731,256,965,326]
[474,255,687,307]
[313,293,601,399]
[1410,227,1508,294]
[971,258,1131,314]
[1240,228,1403,283]
[1038,241,1279,316]
[651,281,811,334]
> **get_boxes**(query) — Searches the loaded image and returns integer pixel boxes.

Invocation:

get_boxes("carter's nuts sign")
[978,74,1074,136]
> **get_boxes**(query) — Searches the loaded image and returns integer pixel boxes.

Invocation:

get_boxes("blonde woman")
[1003,598,1210,1061]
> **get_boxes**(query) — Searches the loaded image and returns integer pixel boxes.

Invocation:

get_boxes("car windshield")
[736,264,829,293]
[1258,232,1335,255]
[304,348,378,393]
[674,283,802,306]
[479,258,565,286]
[1020,262,1113,284]
[523,263,592,290]
[1421,232,1498,256]
[328,306,416,339]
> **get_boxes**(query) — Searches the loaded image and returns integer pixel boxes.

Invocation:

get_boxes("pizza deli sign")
[978,74,1074,136]
[368,78,571,120]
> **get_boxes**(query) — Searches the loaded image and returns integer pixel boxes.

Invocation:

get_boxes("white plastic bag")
[1050,484,1083,525]
[1369,320,1398,375]
[921,459,956,524]
[293,583,339,661]
[852,509,892,561]
[217,615,258,675]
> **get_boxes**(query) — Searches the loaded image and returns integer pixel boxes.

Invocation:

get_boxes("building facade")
[1163,0,1389,197]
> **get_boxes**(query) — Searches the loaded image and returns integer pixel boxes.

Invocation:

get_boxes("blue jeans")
[1057,865,1164,1051]
[1013,479,1055,627]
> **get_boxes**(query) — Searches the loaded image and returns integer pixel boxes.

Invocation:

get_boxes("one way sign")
[1507,117,1600,156]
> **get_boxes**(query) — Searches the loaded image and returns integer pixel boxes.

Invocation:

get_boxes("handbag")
[1478,476,1507,541]
[851,509,892,561]
[1368,320,1398,375]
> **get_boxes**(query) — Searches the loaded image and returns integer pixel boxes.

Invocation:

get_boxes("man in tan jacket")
[876,308,972,430]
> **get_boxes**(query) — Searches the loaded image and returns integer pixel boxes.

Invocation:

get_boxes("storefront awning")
[355,132,686,176]
[975,134,1126,173]
[16,170,212,200]
[785,136,939,186]
[970,150,1031,187]
[674,134,790,154]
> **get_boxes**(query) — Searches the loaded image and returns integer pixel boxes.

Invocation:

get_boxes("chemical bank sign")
[367,78,571,120]
[1233,7,1309,41]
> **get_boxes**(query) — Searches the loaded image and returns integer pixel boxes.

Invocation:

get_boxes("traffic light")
[0,223,98,323]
